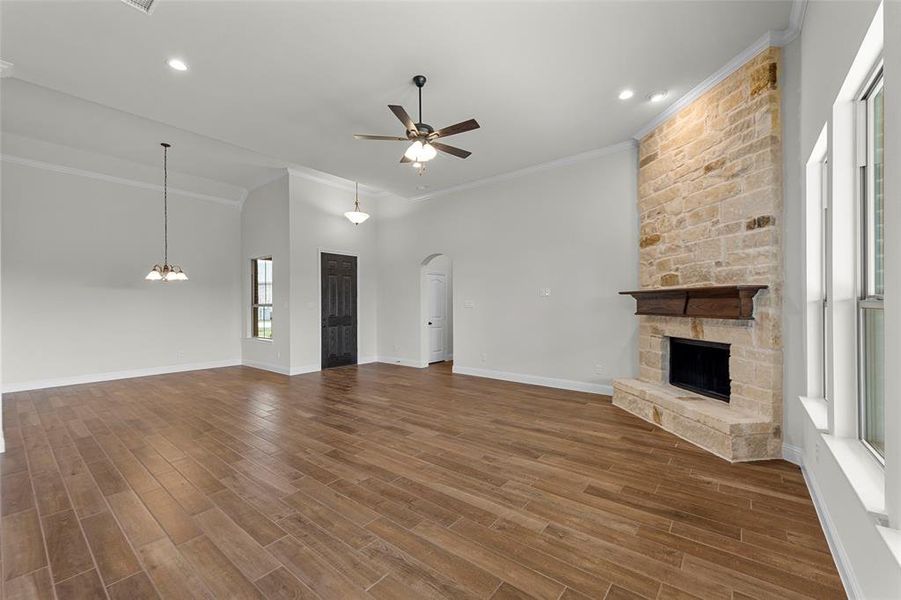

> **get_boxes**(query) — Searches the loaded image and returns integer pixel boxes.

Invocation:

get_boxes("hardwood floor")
[0,362,844,599]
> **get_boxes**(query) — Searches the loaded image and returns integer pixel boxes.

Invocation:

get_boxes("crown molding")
[408,139,637,202]
[1,154,244,207]
[632,0,807,141]
[286,165,388,198]
[779,0,809,46]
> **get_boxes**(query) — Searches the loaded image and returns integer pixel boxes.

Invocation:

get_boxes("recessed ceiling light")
[167,58,188,72]
[649,91,668,103]
[618,89,634,100]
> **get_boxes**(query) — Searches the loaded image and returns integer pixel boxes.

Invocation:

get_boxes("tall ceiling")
[1,1,794,198]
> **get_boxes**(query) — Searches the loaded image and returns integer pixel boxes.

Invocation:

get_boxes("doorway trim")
[419,253,453,368]
[318,248,361,369]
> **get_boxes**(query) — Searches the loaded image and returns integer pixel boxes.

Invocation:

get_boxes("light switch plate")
[538,287,551,297]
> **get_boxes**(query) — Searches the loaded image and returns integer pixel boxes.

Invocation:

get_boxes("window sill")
[878,525,901,566]
[246,337,273,343]
[799,396,829,431]
[799,395,887,524]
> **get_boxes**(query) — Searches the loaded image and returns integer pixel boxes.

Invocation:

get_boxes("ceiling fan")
[354,75,480,169]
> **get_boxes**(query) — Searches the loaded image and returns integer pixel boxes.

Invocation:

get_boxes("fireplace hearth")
[669,337,731,401]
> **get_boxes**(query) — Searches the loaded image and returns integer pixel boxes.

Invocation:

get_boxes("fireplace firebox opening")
[669,337,731,401]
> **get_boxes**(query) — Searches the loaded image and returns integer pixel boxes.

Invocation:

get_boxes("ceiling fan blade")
[354,134,408,141]
[400,154,413,163]
[388,105,418,134]
[433,118,480,139]
[431,142,472,159]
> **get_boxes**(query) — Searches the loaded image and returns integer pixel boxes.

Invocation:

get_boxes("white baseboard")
[245,357,394,375]
[801,462,861,599]
[2,359,242,393]
[241,359,291,375]
[377,356,427,368]
[451,365,614,396]
[290,364,321,376]
[782,442,803,466]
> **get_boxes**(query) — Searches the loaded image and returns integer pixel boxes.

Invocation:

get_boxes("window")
[252,257,273,340]
[821,158,830,399]
[859,70,884,460]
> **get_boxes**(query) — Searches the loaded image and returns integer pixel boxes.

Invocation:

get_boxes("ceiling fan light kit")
[355,74,480,168]
[146,143,188,282]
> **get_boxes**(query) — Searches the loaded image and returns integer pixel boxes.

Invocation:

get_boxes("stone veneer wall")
[613,47,784,461]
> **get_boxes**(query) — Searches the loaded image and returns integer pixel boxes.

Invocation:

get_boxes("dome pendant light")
[344,182,370,225]
[146,143,188,282]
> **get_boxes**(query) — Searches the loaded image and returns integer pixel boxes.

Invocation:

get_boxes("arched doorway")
[420,254,453,367]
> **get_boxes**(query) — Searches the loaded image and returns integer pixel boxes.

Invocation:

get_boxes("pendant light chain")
[163,143,168,265]
[145,142,187,281]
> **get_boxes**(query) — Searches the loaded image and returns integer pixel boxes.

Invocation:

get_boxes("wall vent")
[120,0,156,14]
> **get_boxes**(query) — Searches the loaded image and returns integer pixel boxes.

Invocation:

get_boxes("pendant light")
[146,143,188,281]
[344,182,370,225]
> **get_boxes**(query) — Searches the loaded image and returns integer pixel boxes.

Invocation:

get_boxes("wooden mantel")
[619,285,768,320]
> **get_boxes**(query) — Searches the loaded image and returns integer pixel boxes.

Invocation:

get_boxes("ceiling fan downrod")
[413,75,427,129]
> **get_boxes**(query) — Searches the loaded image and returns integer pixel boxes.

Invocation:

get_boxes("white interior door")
[427,272,447,363]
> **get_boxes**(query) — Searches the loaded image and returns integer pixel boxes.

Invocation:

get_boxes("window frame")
[821,157,830,400]
[251,257,273,340]
[857,66,885,463]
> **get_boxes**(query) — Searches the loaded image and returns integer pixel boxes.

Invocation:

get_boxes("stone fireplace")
[613,47,783,462]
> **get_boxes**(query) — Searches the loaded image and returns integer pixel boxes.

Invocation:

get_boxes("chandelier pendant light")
[344,182,370,225]
[146,143,188,282]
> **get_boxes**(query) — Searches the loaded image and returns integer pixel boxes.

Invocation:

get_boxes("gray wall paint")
[241,175,291,373]
[376,145,639,389]
[288,173,379,372]
[1,160,242,386]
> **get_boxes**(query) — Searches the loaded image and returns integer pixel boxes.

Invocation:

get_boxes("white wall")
[241,175,291,374]
[288,173,379,372]
[781,30,805,452]
[377,144,639,392]
[1,158,242,389]
[783,2,901,596]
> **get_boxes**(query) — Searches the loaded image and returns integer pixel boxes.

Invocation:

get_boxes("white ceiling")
[1,1,794,199]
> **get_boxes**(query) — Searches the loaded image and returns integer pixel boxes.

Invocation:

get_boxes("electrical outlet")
[392,344,400,352]
[480,352,488,363]
[538,287,551,297]
[176,350,185,362]
[594,363,604,375]
[464,300,475,309]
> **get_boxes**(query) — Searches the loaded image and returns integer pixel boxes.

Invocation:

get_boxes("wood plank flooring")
[0,362,844,599]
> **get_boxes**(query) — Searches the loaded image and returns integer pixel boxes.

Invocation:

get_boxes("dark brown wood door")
[321,253,357,369]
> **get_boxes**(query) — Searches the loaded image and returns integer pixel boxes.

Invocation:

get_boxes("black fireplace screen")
[669,337,731,401]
